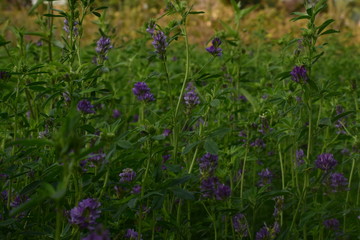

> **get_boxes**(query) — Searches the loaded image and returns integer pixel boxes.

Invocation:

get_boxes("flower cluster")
[152,31,168,59]
[206,37,223,57]
[198,153,231,200]
[113,109,121,119]
[323,218,340,231]
[198,153,218,176]
[273,196,284,218]
[315,153,337,171]
[250,138,266,148]
[327,172,349,192]
[119,168,136,183]
[63,19,79,37]
[232,213,249,237]
[125,229,142,240]
[258,168,274,187]
[132,82,155,102]
[255,222,280,240]
[290,65,308,83]
[94,37,113,64]
[77,100,96,114]
[184,82,200,107]
[69,198,101,230]
[0,71,11,80]
[146,20,156,36]
[335,105,346,134]
[295,149,305,166]
[82,224,110,240]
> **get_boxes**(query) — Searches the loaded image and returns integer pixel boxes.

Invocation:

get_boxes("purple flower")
[132,82,155,102]
[256,226,270,240]
[206,37,223,57]
[198,153,218,176]
[10,195,29,208]
[69,198,101,230]
[63,92,71,102]
[131,185,142,194]
[315,153,337,171]
[146,21,156,35]
[96,37,113,55]
[335,105,346,134]
[112,109,121,119]
[295,149,305,166]
[184,82,200,107]
[86,152,106,167]
[77,100,95,114]
[273,196,284,217]
[200,177,219,199]
[63,19,79,37]
[232,213,248,237]
[238,95,247,102]
[94,37,112,64]
[215,183,231,200]
[290,65,308,83]
[82,225,110,240]
[36,40,43,47]
[250,138,266,148]
[258,168,274,187]
[152,31,168,59]
[0,71,11,80]
[328,172,349,192]
[125,229,142,240]
[162,154,171,170]
[119,168,136,183]
[323,218,340,231]
[162,129,172,137]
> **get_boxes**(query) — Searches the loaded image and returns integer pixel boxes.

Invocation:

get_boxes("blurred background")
[0,0,359,46]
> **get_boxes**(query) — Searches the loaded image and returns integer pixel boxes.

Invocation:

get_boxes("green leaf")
[204,139,219,155]
[318,118,331,127]
[6,139,54,147]
[291,15,311,22]
[320,29,339,36]
[239,88,258,111]
[92,12,101,17]
[117,140,133,149]
[189,11,205,15]
[183,141,201,155]
[170,187,195,200]
[208,127,231,138]
[276,71,291,80]
[291,12,308,17]
[20,180,42,196]
[43,14,64,17]
[10,193,48,217]
[306,78,319,92]
[317,19,335,34]
[306,7,313,17]
[210,99,220,107]
[331,111,354,123]
[127,198,137,209]
[0,218,17,227]
[312,52,324,65]
[94,6,109,11]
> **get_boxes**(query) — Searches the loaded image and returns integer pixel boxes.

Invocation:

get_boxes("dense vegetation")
[0,0,359,239]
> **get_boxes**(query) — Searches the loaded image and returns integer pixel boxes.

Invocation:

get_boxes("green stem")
[278,143,285,190]
[174,24,190,121]
[202,203,217,240]
[55,202,62,240]
[343,157,356,231]
[240,143,249,206]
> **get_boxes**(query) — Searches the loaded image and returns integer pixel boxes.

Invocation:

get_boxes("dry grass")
[0,1,359,49]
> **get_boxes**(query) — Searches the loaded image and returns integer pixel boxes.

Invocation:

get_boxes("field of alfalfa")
[0,0,359,239]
